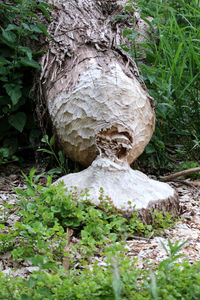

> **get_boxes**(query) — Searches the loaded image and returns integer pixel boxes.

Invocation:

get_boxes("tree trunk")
[37,0,179,219]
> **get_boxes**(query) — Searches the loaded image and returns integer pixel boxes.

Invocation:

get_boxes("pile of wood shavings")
[126,180,200,267]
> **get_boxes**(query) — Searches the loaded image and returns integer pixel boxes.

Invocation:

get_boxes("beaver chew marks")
[96,126,133,162]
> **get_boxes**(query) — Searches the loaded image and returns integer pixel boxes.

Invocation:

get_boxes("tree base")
[55,157,179,221]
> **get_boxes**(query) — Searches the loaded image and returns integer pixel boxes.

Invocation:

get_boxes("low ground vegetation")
[1,170,200,299]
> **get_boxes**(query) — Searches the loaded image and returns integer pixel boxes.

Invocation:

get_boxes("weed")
[38,135,69,175]
[0,0,52,163]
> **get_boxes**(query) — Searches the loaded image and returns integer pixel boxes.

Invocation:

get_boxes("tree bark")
[37,0,155,166]
[36,0,179,218]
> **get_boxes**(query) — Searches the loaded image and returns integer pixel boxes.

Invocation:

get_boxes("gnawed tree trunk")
[37,0,179,219]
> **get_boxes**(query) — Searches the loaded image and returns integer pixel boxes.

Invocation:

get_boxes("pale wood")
[56,157,179,219]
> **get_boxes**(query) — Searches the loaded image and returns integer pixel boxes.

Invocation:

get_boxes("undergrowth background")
[129,0,200,173]
[0,0,200,299]
[0,0,51,165]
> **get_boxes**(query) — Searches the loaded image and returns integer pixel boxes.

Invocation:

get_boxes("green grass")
[124,0,200,172]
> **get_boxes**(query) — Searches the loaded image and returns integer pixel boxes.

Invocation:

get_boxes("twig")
[172,179,200,191]
[160,167,200,182]
[127,233,154,241]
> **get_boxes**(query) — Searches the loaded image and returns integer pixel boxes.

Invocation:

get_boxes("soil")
[0,163,200,277]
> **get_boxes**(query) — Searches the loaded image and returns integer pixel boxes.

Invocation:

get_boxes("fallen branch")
[173,179,200,191]
[160,167,200,182]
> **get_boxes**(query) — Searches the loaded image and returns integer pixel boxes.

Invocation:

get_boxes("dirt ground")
[0,163,200,277]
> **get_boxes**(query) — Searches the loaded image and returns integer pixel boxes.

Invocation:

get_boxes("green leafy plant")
[1,236,200,300]
[149,238,191,299]
[38,135,69,175]
[151,209,178,232]
[159,238,189,270]
[0,0,52,163]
